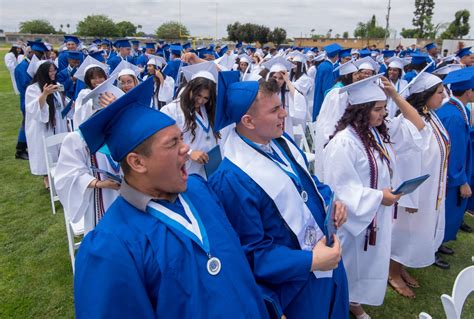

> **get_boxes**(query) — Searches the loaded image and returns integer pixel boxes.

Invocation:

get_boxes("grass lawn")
[0,49,472,318]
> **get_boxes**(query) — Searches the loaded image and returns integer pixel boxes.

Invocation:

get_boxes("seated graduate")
[73,78,270,319]
[322,74,426,319]
[209,71,349,319]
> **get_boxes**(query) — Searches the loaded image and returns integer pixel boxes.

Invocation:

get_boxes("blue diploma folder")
[90,167,122,184]
[204,145,222,178]
[324,192,337,247]
[392,174,430,195]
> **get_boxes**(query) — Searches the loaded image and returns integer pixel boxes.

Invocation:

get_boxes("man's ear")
[126,152,148,174]
[240,114,256,130]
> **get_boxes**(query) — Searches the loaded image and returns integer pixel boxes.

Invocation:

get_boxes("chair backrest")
[418,312,432,319]
[441,265,474,319]
[43,132,69,167]
[293,124,312,154]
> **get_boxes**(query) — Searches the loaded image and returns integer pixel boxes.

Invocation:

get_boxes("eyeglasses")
[120,80,135,86]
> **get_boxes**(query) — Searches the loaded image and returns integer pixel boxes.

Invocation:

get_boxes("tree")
[441,9,470,39]
[76,15,119,37]
[116,21,137,37]
[19,19,56,34]
[353,15,388,38]
[400,28,418,38]
[155,21,190,39]
[412,0,435,38]
[255,25,271,44]
[269,27,287,45]
[343,31,349,39]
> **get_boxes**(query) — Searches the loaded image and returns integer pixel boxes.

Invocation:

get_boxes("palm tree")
[60,24,64,31]
[66,23,70,33]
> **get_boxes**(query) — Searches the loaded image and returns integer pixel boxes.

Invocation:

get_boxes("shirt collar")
[120,179,153,212]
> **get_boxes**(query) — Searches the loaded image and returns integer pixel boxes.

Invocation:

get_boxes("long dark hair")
[406,83,442,121]
[268,72,287,107]
[84,67,107,89]
[9,46,23,57]
[180,77,219,142]
[330,102,392,159]
[290,61,306,81]
[384,67,402,81]
[32,62,57,129]
[337,73,355,86]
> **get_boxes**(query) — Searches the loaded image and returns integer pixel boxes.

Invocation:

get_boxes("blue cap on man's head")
[131,40,140,45]
[457,47,473,58]
[28,41,49,52]
[114,39,131,48]
[324,43,342,58]
[64,35,80,45]
[214,71,259,131]
[410,52,430,65]
[145,42,156,49]
[183,42,191,50]
[79,77,176,162]
[424,42,437,51]
[67,51,83,60]
[382,50,396,58]
[339,48,352,59]
[443,67,474,91]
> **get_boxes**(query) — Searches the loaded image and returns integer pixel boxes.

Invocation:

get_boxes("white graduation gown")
[313,88,348,180]
[25,84,68,175]
[283,90,308,139]
[73,89,95,127]
[142,75,175,107]
[161,100,219,178]
[4,52,19,94]
[293,74,314,121]
[386,79,409,118]
[55,131,120,235]
[391,112,448,268]
[322,116,426,305]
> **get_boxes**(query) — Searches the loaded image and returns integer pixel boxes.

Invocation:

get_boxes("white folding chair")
[306,121,318,152]
[63,210,84,274]
[441,265,474,319]
[43,132,69,215]
[293,124,315,165]
[418,312,432,319]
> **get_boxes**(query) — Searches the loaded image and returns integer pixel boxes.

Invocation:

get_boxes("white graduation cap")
[407,71,442,95]
[243,72,262,82]
[334,61,358,76]
[314,52,326,62]
[81,73,124,106]
[238,54,253,65]
[439,54,457,63]
[339,73,387,105]
[110,60,142,79]
[27,55,50,78]
[181,61,218,83]
[432,64,464,76]
[354,56,379,72]
[351,49,360,55]
[261,56,293,73]
[146,54,167,69]
[214,53,237,71]
[291,52,308,63]
[386,57,410,70]
[74,55,110,82]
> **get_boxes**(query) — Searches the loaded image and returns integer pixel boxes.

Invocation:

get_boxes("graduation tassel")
[393,202,398,219]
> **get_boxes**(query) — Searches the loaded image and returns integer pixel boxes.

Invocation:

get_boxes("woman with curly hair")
[322,75,426,319]
[161,69,219,178]
[389,72,448,299]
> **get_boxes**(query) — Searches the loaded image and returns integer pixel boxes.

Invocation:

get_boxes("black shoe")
[15,151,29,160]
[438,245,454,255]
[460,222,472,233]
[434,254,450,270]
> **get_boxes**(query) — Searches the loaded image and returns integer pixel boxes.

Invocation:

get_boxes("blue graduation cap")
[339,48,352,59]
[64,35,80,45]
[457,47,473,58]
[88,50,106,63]
[359,48,372,58]
[197,47,212,59]
[28,41,48,52]
[101,39,112,47]
[162,59,182,82]
[67,51,83,60]
[214,71,259,131]
[158,40,165,45]
[410,52,429,65]
[92,38,102,45]
[324,43,342,58]
[399,50,408,58]
[131,40,140,45]
[145,42,156,49]
[382,50,396,58]
[443,67,474,91]
[170,45,183,56]
[183,42,191,50]
[424,42,437,51]
[312,47,319,52]
[235,41,243,49]
[219,45,228,57]
[114,39,131,48]
[79,77,176,162]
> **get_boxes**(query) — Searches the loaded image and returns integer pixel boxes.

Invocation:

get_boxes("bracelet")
[187,148,193,155]
[93,179,99,188]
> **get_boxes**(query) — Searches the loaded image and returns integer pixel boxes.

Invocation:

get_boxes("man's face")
[146,48,155,54]
[461,54,474,66]
[248,93,287,141]
[68,59,80,68]
[120,47,131,57]
[429,47,438,56]
[66,41,77,51]
[139,125,190,194]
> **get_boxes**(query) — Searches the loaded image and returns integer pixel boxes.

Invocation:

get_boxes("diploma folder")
[90,167,122,184]
[204,145,222,178]
[392,174,430,195]
[324,192,337,247]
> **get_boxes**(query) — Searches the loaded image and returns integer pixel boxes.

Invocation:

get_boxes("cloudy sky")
[1,0,473,38]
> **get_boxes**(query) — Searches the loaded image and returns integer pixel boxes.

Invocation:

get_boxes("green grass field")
[0,49,472,318]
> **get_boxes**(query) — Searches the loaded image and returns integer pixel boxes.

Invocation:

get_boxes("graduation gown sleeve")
[442,114,469,187]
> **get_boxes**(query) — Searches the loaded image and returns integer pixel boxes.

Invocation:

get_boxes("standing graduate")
[58,35,80,72]
[322,74,426,318]
[436,67,474,252]
[161,62,219,179]
[403,53,429,83]
[424,42,439,73]
[136,42,156,68]
[56,51,83,100]
[384,57,410,118]
[142,56,174,109]
[209,71,349,319]
[73,78,270,319]
[25,61,69,188]
[390,72,449,299]
[4,43,22,95]
[457,47,473,67]
[312,43,341,121]
[106,39,135,73]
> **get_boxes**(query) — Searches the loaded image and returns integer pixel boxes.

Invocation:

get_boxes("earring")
[423,105,429,114]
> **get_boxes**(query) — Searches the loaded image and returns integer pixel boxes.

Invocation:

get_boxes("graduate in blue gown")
[403,53,430,83]
[74,78,270,319]
[312,43,341,121]
[58,35,80,72]
[56,51,83,100]
[136,42,156,68]
[106,39,136,73]
[14,41,48,160]
[436,67,474,245]
[209,71,349,318]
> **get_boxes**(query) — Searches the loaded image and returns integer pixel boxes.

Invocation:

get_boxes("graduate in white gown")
[161,63,219,179]
[261,57,307,138]
[322,74,426,319]
[383,57,410,118]
[290,52,314,120]
[4,44,22,95]
[389,72,448,298]
[142,56,175,109]
[25,61,68,188]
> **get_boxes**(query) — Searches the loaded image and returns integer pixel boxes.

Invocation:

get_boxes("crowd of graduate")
[4,34,474,318]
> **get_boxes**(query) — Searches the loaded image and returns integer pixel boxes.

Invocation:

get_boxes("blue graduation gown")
[136,54,149,68]
[312,60,336,121]
[403,70,417,83]
[436,98,471,241]
[56,67,76,99]
[106,55,136,73]
[74,175,269,319]
[379,64,387,74]
[14,59,32,143]
[57,51,70,72]
[209,138,349,319]
[467,127,474,211]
